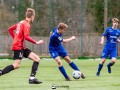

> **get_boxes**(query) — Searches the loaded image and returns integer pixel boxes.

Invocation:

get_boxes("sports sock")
[30,76,35,80]
[107,62,115,67]
[97,63,103,73]
[59,66,68,79]
[69,62,79,71]
[2,65,14,75]
[30,62,39,77]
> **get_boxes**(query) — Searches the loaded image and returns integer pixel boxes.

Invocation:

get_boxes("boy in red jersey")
[0,8,44,84]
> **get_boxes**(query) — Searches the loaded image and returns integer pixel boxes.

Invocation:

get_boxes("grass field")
[0,59,120,90]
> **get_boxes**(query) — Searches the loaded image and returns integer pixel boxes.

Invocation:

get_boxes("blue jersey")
[101,27,120,58]
[49,28,63,48]
[49,28,68,59]
[103,27,120,49]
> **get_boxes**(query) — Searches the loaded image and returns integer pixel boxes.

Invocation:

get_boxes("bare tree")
[30,0,34,8]
[1,0,4,5]
[104,0,107,30]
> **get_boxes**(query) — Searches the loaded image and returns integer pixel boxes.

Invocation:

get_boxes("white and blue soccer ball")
[72,70,81,79]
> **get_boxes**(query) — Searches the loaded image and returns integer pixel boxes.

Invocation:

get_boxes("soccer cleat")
[65,77,71,81]
[0,70,2,76]
[81,73,86,79]
[29,78,42,84]
[96,72,100,76]
[107,65,111,73]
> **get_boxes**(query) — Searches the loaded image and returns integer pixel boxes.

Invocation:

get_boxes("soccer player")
[96,18,120,76]
[49,23,85,80]
[0,8,44,84]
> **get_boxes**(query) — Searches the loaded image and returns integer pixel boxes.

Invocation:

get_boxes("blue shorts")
[101,47,117,59]
[49,47,68,59]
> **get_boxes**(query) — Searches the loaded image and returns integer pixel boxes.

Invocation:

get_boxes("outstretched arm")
[24,36,44,45]
[23,25,44,45]
[63,36,76,43]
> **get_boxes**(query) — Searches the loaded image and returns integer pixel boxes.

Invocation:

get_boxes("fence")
[1,35,120,58]
[0,0,120,58]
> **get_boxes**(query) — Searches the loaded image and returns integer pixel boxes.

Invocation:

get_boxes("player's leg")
[49,48,70,80]
[23,48,42,84]
[54,56,70,81]
[0,50,22,76]
[0,60,21,76]
[96,58,106,76]
[96,48,109,76]
[107,58,116,73]
[107,50,117,73]
[64,56,79,71]
[63,56,85,79]
[59,50,80,71]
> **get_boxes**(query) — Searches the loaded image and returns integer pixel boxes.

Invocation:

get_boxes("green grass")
[0,59,120,90]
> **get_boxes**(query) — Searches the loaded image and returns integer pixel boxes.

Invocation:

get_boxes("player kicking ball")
[0,8,44,84]
[49,23,85,81]
[96,18,120,76]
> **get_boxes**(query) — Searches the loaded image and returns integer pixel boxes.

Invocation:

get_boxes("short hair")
[112,18,119,23]
[26,8,35,18]
[58,23,68,30]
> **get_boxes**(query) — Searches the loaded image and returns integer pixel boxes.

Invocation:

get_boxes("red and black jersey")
[8,20,36,50]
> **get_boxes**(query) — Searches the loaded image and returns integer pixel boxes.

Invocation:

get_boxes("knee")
[57,60,62,66]
[66,59,72,64]
[34,56,40,62]
[112,58,116,63]
[64,57,72,64]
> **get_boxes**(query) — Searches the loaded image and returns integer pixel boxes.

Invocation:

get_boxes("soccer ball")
[72,70,81,79]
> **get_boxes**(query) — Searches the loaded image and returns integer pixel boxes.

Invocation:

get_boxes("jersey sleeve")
[23,25,36,44]
[51,27,57,33]
[8,24,17,38]
[53,35,63,43]
[102,28,109,36]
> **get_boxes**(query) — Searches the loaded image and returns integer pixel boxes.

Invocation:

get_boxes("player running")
[0,8,44,84]
[96,18,120,76]
[49,22,85,81]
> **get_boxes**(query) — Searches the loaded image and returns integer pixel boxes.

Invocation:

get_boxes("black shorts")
[13,48,32,60]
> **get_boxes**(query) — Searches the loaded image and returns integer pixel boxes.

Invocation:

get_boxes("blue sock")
[107,62,114,67]
[97,63,103,73]
[69,62,79,71]
[59,66,68,79]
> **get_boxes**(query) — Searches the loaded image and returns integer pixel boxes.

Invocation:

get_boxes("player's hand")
[117,39,120,43]
[36,40,44,45]
[71,36,76,40]
[99,41,104,45]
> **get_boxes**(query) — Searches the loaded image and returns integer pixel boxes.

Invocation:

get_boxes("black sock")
[30,62,39,77]
[2,65,14,75]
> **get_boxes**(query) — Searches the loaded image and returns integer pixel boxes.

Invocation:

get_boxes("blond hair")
[58,23,68,30]
[112,18,119,23]
[26,8,35,18]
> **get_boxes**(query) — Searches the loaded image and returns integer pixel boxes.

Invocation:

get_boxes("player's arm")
[63,36,76,43]
[24,34,44,45]
[50,31,53,36]
[23,25,44,45]
[99,36,105,45]
[100,28,108,45]
[117,39,120,43]
[25,35,44,45]
[8,24,17,38]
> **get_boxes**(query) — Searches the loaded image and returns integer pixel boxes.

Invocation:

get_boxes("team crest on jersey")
[58,37,62,41]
